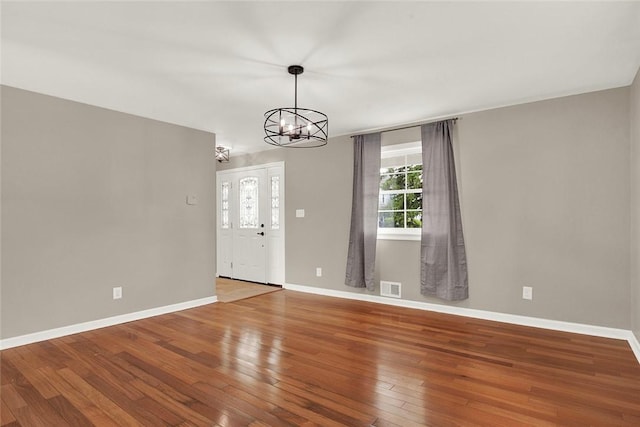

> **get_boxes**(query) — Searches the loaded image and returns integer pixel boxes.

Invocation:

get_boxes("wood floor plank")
[128,379,212,427]
[2,287,640,426]
[222,384,307,426]
[273,380,378,425]
[38,366,120,427]
[46,394,95,427]
[0,361,70,426]
[1,384,27,412]
[8,406,56,427]
[4,347,60,400]
[0,398,17,425]
[194,381,294,427]
[55,367,140,426]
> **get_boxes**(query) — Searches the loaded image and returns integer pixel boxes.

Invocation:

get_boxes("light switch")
[186,195,198,205]
[296,209,305,218]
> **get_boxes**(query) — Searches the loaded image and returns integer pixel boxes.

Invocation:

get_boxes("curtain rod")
[350,117,459,138]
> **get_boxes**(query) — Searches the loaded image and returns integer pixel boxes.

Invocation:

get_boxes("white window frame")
[378,141,422,241]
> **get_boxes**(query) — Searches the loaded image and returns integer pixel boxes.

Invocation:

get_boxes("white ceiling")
[2,1,640,154]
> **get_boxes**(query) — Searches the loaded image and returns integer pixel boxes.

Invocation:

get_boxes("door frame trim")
[216,161,285,284]
[218,162,284,175]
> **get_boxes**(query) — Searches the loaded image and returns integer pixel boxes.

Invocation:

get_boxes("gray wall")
[1,86,216,339]
[223,87,632,329]
[632,69,640,340]
[457,88,630,328]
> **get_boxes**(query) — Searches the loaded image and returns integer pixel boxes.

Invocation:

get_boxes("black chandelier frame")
[264,65,328,148]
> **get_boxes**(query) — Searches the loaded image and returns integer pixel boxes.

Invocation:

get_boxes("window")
[221,181,230,229]
[239,177,259,228]
[270,176,280,229]
[378,142,422,240]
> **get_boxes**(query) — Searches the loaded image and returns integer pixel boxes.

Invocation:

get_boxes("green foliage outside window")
[379,164,423,229]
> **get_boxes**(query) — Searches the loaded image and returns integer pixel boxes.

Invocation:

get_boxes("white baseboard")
[0,296,218,350]
[629,332,640,363]
[4,285,639,366]
[284,283,640,365]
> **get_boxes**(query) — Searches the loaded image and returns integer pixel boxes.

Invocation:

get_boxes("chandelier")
[264,65,328,148]
[214,146,229,162]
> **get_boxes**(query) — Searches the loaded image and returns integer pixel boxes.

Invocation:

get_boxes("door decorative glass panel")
[239,177,259,228]
[221,182,230,229]
[271,176,280,230]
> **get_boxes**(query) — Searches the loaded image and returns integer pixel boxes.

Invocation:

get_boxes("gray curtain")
[420,120,468,300]
[345,133,381,291]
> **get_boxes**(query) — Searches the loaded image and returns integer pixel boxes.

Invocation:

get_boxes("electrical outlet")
[522,286,533,300]
[113,286,123,300]
[316,267,322,277]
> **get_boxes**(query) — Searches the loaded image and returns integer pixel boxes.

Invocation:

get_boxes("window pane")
[407,211,422,228]
[379,173,392,189]
[378,212,405,228]
[406,192,422,210]
[378,143,423,234]
[379,193,405,210]
[239,177,259,228]
[406,171,422,190]
[380,173,405,190]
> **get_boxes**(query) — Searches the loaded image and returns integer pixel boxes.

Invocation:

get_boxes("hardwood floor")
[2,290,640,426]
[216,278,282,303]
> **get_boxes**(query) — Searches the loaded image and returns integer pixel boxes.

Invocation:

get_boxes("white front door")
[216,163,285,284]
[233,169,267,283]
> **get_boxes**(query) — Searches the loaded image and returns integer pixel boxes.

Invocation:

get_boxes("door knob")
[257,232,265,236]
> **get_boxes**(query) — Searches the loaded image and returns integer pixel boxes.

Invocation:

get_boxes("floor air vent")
[380,281,401,298]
